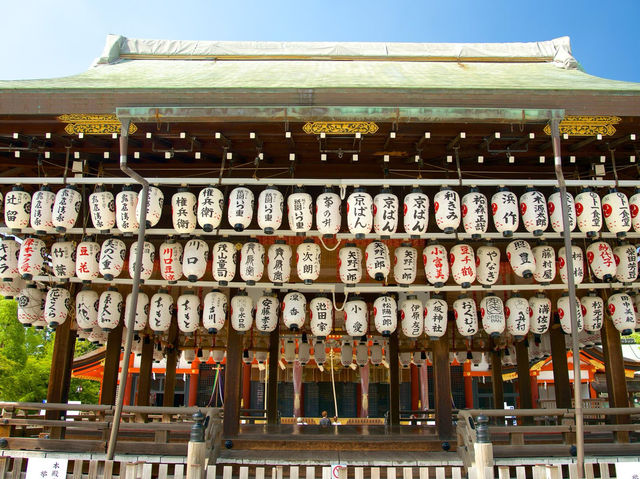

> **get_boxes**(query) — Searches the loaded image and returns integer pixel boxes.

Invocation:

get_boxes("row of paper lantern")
[5,184,640,238]
[3,235,637,287]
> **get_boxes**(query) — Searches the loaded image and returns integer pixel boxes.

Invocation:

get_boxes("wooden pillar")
[242,362,252,410]
[600,316,630,441]
[433,337,452,440]
[464,361,474,409]
[410,364,420,411]
[136,336,154,406]
[99,322,124,405]
[515,340,533,425]
[223,326,243,436]
[163,321,179,407]
[549,324,571,408]
[491,349,504,410]
[388,331,400,426]
[267,329,280,425]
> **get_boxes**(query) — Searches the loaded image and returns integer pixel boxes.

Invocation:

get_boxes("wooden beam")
[388,330,400,426]
[549,324,571,408]
[266,328,280,425]
[515,340,533,425]
[136,336,154,406]
[223,326,243,436]
[410,364,420,411]
[432,336,452,440]
[242,362,252,410]
[99,322,123,405]
[163,321,179,407]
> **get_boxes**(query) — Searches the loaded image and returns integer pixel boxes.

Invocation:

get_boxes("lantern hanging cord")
[609,147,619,187]
[331,288,349,311]
[454,146,463,187]
[62,146,71,186]
[329,349,339,419]
[319,236,342,252]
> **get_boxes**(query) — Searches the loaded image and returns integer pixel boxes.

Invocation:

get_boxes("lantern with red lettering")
[547,189,576,233]
[476,244,500,287]
[228,187,254,232]
[159,240,183,284]
[297,239,321,284]
[374,295,397,336]
[177,291,200,335]
[203,290,227,334]
[212,241,236,285]
[287,187,313,236]
[0,277,24,300]
[373,188,398,238]
[347,188,373,238]
[88,187,115,232]
[424,296,447,339]
[491,187,519,237]
[344,295,368,337]
[461,188,488,239]
[240,239,265,285]
[316,187,341,237]
[369,339,383,365]
[403,187,429,237]
[338,243,363,286]
[575,188,602,237]
[172,188,197,235]
[630,188,640,232]
[44,287,70,328]
[50,239,75,280]
[586,241,616,281]
[607,292,636,335]
[634,294,640,331]
[454,295,478,338]
[434,187,460,234]
[505,295,530,340]
[182,239,208,282]
[519,188,548,236]
[283,291,306,331]
[115,186,139,234]
[365,241,390,282]
[257,186,284,234]
[136,185,164,228]
[4,186,31,230]
[197,186,224,232]
[424,242,449,288]
[400,295,423,338]
[340,340,353,368]
[310,294,333,338]
[602,189,631,237]
[267,240,291,285]
[450,243,476,288]
[581,292,604,332]
[230,291,253,333]
[355,342,368,367]
[394,243,417,286]
[0,238,20,281]
[149,289,173,333]
[532,243,556,285]
[30,186,55,233]
[17,284,46,327]
[88,329,108,345]
[99,238,125,281]
[480,294,505,337]
[557,293,584,334]
[614,243,638,283]
[53,185,82,233]
[558,244,585,285]
[75,239,101,282]
[125,292,149,331]
[97,287,123,331]
[129,241,155,281]
[529,293,552,335]
[506,239,535,279]
[18,237,46,280]
[255,293,279,333]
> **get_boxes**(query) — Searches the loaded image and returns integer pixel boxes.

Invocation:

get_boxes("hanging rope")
[331,288,349,311]
[318,236,342,252]
[329,349,339,418]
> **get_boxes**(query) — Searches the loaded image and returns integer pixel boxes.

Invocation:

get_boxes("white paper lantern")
[0,238,21,281]
[30,187,55,233]
[393,243,417,286]
[491,188,519,237]
[172,189,197,234]
[50,240,76,280]
[529,294,552,335]
[0,277,24,300]
[338,243,363,286]
[4,186,31,230]
[97,238,125,281]
[403,188,429,237]
[476,245,500,287]
[355,342,368,367]
[373,295,397,336]
[461,188,488,239]
[424,243,449,287]
[211,349,225,363]
[52,186,82,233]
[480,294,505,337]
[602,189,631,237]
[149,289,174,333]
[424,296,447,339]
[17,285,46,327]
[557,294,584,334]
[255,294,279,333]
[197,186,224,232]
[449,243,476,288]
[88,329,108,345]
[212,241,236,285]
[614,243,638,283]
[453,296,478,338]
[373,188,399,238]
[310,295,333,338]
[203,291,227,334]
[97,287,123,331]
[634,294,640,331]
[125,292,149,331]
[547,189,576,233]
[298,340,311,365]
[400,295,423,338]
[581,293,604,332]
[369,340,383,365]
[75,240,101,282]
[282,291,306,331]
[434,187,460,234]
[532,243,556,284]
[228,187,254,232]
[505,295,530,339]
[230,292,253,332]
[518,188,548,236]
[607,292,636,335]
[89,188,116,232]
[313,340,326,366]
[287,187,313,235]
[347,188,373,238]
[267,240,291,285]
[129,241,155,281]
[182,239,208,282]
[257,187,284,234]
[136,185,164,228]
[344,296,368,337]
[239,240,265,285]
[297,239,321,284]
[115,187,139,234]
[159,240,183,283]
[575,188,602,237]
[177,291,200,335]
[630,188,640,232]
[365,241,390,282]
[586,241,616,281]
[506,239,536,279]
[18,237,46,280]
[558,245,585,285]
[316,188,342,237]
[44,287,70,328]
[340,341,353,368]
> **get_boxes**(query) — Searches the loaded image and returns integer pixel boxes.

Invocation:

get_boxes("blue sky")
[1,0,638,82]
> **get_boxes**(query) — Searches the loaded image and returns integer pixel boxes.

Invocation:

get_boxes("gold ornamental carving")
[303,121,379,135]
[57,114,138,135]
[543,115,621,137]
